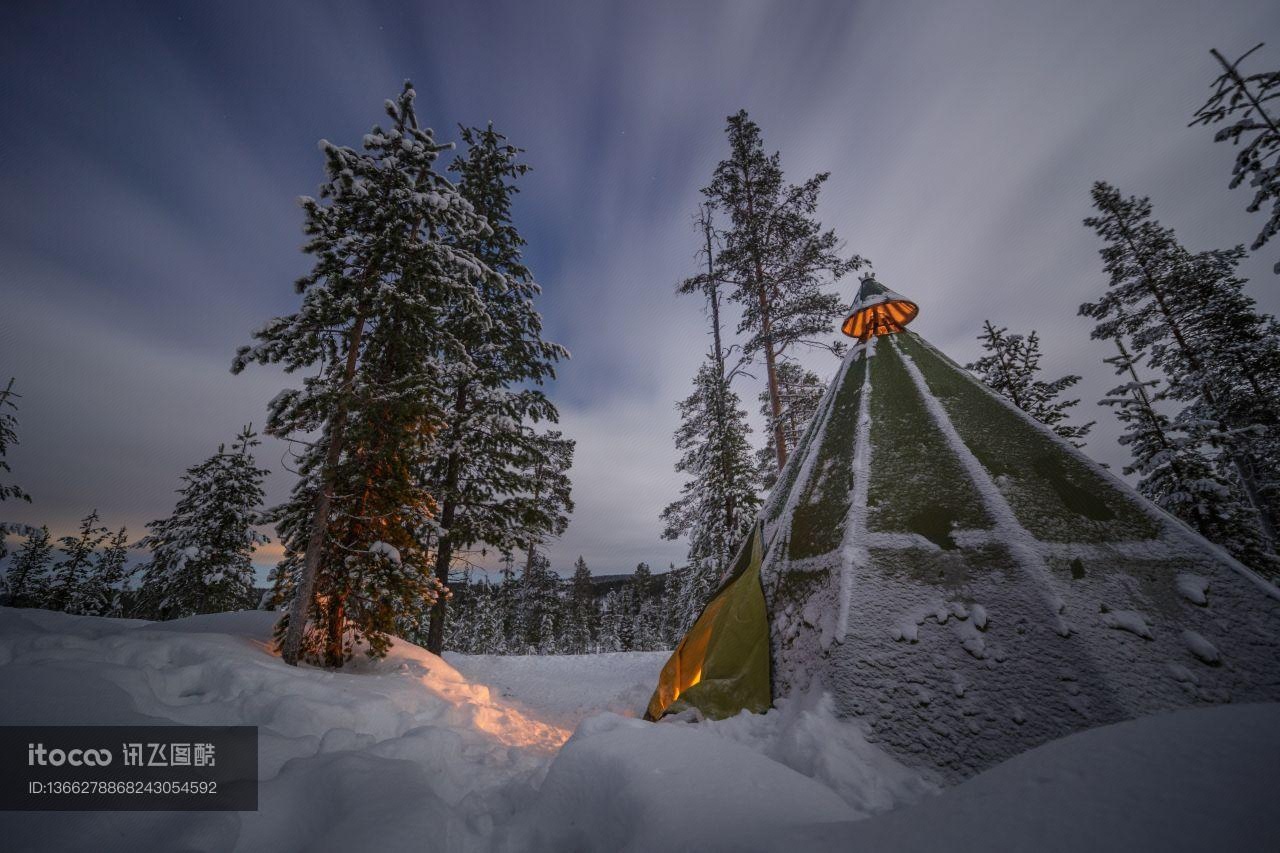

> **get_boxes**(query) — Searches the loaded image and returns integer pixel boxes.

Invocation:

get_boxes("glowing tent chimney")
[841,274,919,340]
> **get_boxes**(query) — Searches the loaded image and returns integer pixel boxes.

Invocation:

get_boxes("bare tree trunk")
[759,284,787,470]
[426,383,469,655]
[699,205,739,554]
[324,595,345,667]
[280,308,368,667]
[737,167,787,471]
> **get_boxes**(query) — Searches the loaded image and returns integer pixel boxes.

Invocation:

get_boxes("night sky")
[2,0,1278,577]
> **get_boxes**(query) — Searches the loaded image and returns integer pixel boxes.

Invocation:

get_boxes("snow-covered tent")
[648,274,1280,781]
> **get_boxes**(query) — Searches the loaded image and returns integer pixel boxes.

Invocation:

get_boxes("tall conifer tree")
[703,111,863,470]
[421,124,572,655]
[1101,340,1275,574]
[235,83,495,665]
[661,355,760,599]
[1081,181,1278,552]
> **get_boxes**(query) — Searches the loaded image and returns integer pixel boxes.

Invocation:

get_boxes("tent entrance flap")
[644,522,772,721]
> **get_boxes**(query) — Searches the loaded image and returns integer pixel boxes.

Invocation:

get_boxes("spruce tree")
[566,556,598,654]
[513,429,574,612]
[1192,44,1280,273]
[597,589,625,652]
[74,526,131,617]
[134,427,269,620]
[235,83,494,666]
[1101,339,1275,574]
[3,525,52,607]
[661,355,760,591]
[755,361,826,487]
[421,124,572,655]
[671,201,762,601]
[441,567,477,652]
[468,579,507,654]
[966,321,1094,446]
[1081,181,1278,551]
[704,110,863,470]
[517,552,557,652]
[1,378,32,561]
[0,378,30,507]
[1175,247,1280,516]
[47,511,109,613]
[495,558,520,653]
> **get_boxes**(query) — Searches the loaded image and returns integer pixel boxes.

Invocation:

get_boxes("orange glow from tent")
[648,595,725,717]
[841,297,918,340]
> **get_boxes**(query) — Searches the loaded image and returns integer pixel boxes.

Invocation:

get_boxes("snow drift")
[0,607,1277,852]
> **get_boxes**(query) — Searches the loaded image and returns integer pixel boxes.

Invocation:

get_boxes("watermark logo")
[27,744,113,767]
[3,726,256,811]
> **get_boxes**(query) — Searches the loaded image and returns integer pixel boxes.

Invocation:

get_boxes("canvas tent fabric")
[651,278,1280,783]
[645,522,772,721]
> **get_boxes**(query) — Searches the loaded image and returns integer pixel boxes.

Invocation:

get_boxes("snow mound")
[0,607,585,850]
[2,608,1277,852]
[797,703,1280,852]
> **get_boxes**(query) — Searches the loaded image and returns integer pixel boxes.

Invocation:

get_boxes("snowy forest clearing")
[2,607,1278,852]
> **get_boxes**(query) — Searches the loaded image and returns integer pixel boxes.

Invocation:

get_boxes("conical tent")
[649,276,1280,781]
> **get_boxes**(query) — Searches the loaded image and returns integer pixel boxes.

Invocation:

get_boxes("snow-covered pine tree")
[73,526,131,617]
[235,83,494,666]
[1174,247,1280,521]
[0,377,29,507]
[134,427,269,620]
[667,200,761,620]
[601,587,632,651]
[1081,181,1278,552]
[656,562,686,642]
[755,361,826,488]
[565,556,598,654]
[511,428,574,626]
[491,555,517,652]
[422,124,572,655]
[661,354,760,599]
[47,511,109,613]
[2,525,52,607]
[965,321,1094,446]
[1101,339,1276,574]
[469,579,507,654]
[516,551,558,652]
[441,566,478,652]
[1192,44,1280,273]
[625,562,663,651]
[1,378,33,561]
[704,110,864,470]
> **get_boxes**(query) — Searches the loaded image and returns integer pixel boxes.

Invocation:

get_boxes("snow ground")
[1,607,1277,852]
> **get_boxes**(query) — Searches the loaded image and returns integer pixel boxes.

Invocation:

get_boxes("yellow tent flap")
[644,522,772,721]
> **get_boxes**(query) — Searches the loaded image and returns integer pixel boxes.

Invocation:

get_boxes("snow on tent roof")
[841,274,919,340]
[650,276,1280,783]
